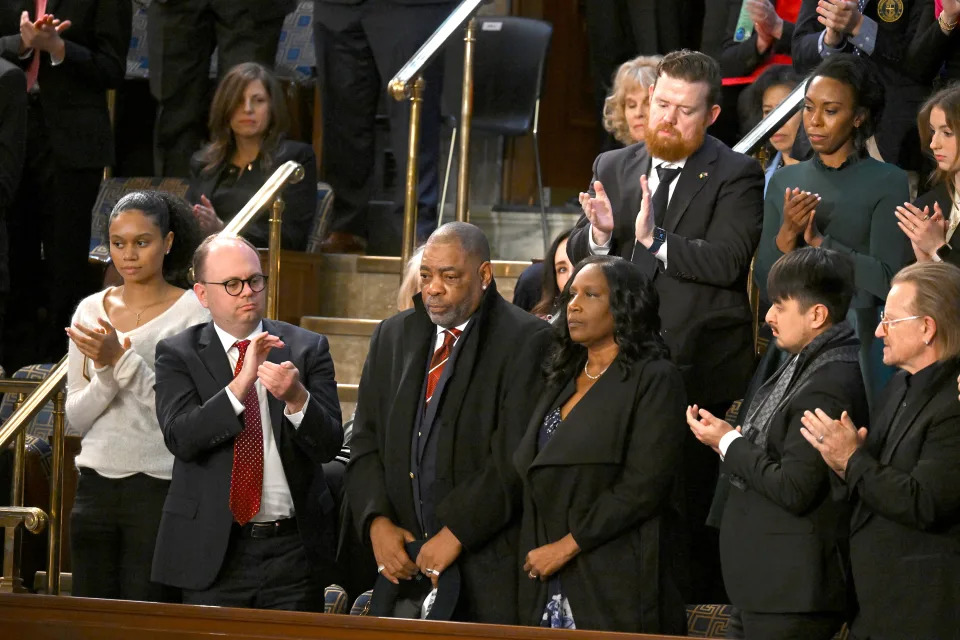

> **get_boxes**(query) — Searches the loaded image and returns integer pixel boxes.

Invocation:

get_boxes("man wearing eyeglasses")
[801,262,960,639]
[152,234,344,610]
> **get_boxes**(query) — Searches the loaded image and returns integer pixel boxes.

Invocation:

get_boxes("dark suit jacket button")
[304,436,316,446]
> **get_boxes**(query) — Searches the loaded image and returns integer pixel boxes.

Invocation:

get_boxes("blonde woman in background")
[602,55,663,146]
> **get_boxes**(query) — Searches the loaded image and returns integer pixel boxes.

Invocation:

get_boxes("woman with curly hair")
[602,55,662,146]
[65,191,210,601]
[754,54,909,404]
[187,62,317,251]
[514,255,687,634]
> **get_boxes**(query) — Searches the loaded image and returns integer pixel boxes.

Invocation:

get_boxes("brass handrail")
[733,80,805,155]
[220,160,305,320]
[388,0,485,265]
[0,357,67,594]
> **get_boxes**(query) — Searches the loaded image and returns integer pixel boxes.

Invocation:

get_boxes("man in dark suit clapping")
[152,234,343,609]
[802,262,960,640]
[345,222,552,623]
[571,49,765,601]
[687,248,868,639]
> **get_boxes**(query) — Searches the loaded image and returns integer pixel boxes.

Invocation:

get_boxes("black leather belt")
[234,517,298,539]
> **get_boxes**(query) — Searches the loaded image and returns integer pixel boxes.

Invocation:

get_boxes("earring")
[925,339,931,345]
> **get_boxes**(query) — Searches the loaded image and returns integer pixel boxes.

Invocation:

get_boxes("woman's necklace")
[583,360,611,380]
[121,287,169,327]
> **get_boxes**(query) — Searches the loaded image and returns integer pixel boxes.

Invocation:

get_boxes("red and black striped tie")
[425,328,461,405]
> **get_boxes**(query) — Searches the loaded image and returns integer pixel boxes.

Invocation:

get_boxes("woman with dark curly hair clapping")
[514,255,687,634]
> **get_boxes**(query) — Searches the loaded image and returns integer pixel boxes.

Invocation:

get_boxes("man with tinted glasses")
[152,234,343,610]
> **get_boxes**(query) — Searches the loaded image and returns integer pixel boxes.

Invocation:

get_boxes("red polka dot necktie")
[425,328,461,405]
[229,339,263,525]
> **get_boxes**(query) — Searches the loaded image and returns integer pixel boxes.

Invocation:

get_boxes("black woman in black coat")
[514,255,687,633]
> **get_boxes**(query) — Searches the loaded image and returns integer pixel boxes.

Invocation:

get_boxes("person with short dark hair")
[801,261,960,639]
[152,234,343,610]
[755,54,910,405]
[688,246,868,639]
[186,62,317,251]
[792,0,934,170]
[573,48,765,602]
[66,192,209,601]
[515,255,687,633]
[512,228,573,321]
[345,222,552,622]
[739,65,806,190]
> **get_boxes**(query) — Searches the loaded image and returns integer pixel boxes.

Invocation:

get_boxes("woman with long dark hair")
[65,191,210,601]
[754,54,909,403]
[187,62,317,251]
[514,255,686,634]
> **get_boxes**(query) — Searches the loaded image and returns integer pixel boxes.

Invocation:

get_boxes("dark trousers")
[727,607,845,640]
[5,97,100,369]
[147,0,287,177]
[314,0,450,245]
[182,526,324,610]
[70,469,177,602]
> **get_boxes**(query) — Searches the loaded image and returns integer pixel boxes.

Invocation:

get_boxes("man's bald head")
[426,222,491,265]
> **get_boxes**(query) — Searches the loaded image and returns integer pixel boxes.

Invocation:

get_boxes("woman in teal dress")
[754,54,909,404]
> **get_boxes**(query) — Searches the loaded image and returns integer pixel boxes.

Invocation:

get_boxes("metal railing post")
[46,390,66,595]
[266,197,284,320]
[399,77,426,267]
[455,18,476,223]
[0,393,28,594]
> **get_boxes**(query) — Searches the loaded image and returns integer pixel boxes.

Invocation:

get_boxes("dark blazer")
[0,59,25,294]
[719,328,868,614]
[568,136,764,406]
[702,0,796,79]
[0,0,130,169]
[514,357,687,634]
[843,358,960,639]
[791,0,931,169]
[186,139,317,251]
[911,182,960,268]
[907,11,960,85]
[151,318,344,591]
[345,284,552,624]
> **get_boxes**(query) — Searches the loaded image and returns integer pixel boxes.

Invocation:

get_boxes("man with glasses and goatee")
[152,234,343,610]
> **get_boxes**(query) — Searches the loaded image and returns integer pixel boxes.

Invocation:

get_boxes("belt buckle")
[249,521,277,539]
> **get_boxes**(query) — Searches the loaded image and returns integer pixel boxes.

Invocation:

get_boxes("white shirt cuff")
[225,386,245,416]
[19,48,33,61]
[588,225,612,255]
[719,430,743,459]
[284,391,310,428]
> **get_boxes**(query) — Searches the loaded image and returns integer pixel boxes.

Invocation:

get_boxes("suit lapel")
[663,138,718,233]
[388,307,433,469]
[198,322,235,387]
[262,319,290,439]
[879,366,951,465]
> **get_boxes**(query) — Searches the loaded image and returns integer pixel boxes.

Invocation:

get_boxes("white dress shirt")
[216,321,309,522]
[589,156,688,267]
[433,320,470,352]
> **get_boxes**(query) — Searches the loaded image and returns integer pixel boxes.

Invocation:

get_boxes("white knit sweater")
[66,289,210,479]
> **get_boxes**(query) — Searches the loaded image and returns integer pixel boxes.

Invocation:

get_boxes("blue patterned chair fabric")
[349,589,373,616]
[324,584,349,614]
[0,364,58,444]
[88,177,191,263]
[125,1,315,82]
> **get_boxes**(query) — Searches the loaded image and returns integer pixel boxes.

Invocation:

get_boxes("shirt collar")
[214,320,264,354]
[813,151,863,172]
[436,320,470,337]
[651,155,688,170]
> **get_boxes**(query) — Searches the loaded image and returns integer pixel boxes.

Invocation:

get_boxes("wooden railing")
[0,592,689,640]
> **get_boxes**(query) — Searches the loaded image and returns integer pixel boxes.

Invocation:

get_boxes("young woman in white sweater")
[65,192,210,601]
